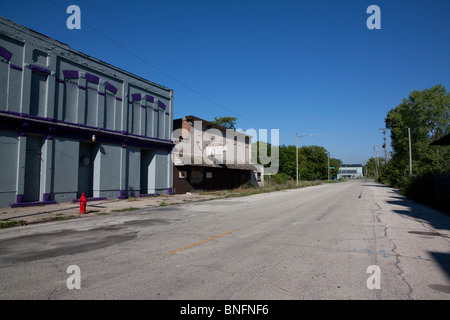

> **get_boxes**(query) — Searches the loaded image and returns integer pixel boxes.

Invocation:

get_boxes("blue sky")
[1,0,449,164]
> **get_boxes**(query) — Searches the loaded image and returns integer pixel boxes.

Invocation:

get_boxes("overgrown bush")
[400,173,450,213]
[270,172,292,184]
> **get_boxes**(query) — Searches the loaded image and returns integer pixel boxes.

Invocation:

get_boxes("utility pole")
[376,145,379,175]
[373,145,379,177]
[380,128,387,162]
[408,128,412,176]
[327,152,331,180]
[296,133,298,185]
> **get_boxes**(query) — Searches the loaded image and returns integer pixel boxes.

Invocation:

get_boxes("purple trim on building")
[77,85,86,90]
[167,187,173,195]
[10,193,57,207]
[10,64,22,71]
[29,64,51,75]
[63,70,79,79]
[140,104,146,108]
[158,100,166,110]
[165,112,170,116]
[28,114,53,122]
[104,82,117,95]
[97,91,105,96]
[0,112,174,151]
[71,197,106,203]
[0,45,13,61]
[4,110,21,116]
[117,190,128,199]
[45,135,53,140]
[56,78,65,83]
[43,193,51,202]
[115,97,123,101]
[153,108,159,112]
[146,95,154,103]
[10,200,57,208]
[138,193,160,198]
[131,93,141,101]
[85,73,100,84]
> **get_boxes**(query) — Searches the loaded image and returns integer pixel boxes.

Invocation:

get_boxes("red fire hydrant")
[79,192,87,214]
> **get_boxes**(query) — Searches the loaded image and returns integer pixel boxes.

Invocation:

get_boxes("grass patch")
[53,215,73,221]
[159,202,168,207]
[127,197,140,202]
[322,179,347,184]
[218,179,324,199]
[95,211,110,215]
[0,220,27,229]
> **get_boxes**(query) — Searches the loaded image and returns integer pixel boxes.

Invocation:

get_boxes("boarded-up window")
[29,72,47,117]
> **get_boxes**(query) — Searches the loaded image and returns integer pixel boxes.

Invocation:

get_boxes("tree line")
[212,116,342,182]
[212,117,342,183]
[214,83,450,215]
[251,142,342,183]
[377,84,450,212]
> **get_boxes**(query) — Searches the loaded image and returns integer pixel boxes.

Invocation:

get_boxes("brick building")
[172,116,262,194]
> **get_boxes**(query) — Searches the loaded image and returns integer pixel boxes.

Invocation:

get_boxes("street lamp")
[296,133,315,185]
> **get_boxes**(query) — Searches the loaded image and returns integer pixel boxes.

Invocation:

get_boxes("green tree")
[256,142,341,182]
[212,116,237,130]
[298,146,329,181]
[278,144,297,179]
[384,84,450,186]
[365,157,386,178]
[329,158,342,179]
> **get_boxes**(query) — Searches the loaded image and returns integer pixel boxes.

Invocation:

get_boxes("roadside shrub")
[400,173,450,214]
[271,172,292,184]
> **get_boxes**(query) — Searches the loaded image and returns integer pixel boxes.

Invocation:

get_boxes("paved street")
[0,180,449,300]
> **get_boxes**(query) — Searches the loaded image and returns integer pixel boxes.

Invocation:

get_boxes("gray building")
[337,164,364,179]
[0,17,174,207]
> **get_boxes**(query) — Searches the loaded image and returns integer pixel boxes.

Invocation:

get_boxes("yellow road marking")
[167,230,233,255]
[299,200,311,206]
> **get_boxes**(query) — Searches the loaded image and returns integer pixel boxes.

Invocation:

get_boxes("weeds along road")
[0,179,449,300]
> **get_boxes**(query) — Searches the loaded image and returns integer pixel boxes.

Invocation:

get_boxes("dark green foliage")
[384,84,450,180]
[381,84,450,213]
[401,173,450,214]
[212,116,238,130]
[253,141,340,181]
[271,172,291,184]
[298,145,329,181]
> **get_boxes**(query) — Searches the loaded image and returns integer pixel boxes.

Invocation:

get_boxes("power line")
[379,128,388,162]
[47,0,273,130]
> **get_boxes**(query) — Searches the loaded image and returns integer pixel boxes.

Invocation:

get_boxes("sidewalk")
[0,192,224,228]
[0,182,328,229]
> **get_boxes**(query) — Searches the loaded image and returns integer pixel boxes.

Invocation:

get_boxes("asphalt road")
[0,179,449,301]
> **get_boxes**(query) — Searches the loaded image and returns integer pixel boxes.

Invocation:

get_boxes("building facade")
[337,164,364,179]
[0,17,174,207]
[172,116,262,194]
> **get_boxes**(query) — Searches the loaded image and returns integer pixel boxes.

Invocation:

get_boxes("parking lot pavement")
[0,192,223,227]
